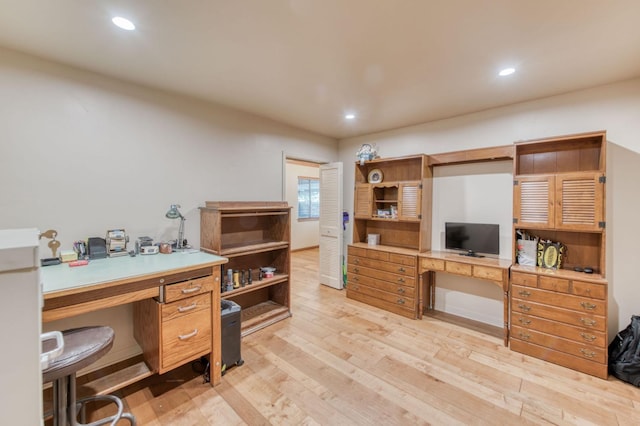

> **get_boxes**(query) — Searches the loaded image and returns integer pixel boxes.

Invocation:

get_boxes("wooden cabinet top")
[202,201,290,212]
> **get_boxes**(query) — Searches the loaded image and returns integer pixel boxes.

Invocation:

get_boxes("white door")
[319,162,343,289]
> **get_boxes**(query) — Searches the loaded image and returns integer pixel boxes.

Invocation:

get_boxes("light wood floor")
[107,248,639,425]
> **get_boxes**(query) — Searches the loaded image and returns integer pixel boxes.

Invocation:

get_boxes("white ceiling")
[1,0,639,139]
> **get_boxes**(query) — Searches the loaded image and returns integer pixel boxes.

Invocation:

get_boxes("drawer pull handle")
[580,348,596,358]
[181,286,202,294]
[178,302,198,313]
[397,299,405,305]
[178,329,198,340]
[517,304,531,312]
[580,333,597,342]
[397,287,405,294]
[354,267,359,273]
[580,318,597,327]
[518,317,531,325]
[397,278,405,283]
[353,276,359,282]
[355,259,360,264]
[518,290,531,297]
[159,278,165,284]
[518,332,531,340]
[398,267,406,273]
[580,302,597,311]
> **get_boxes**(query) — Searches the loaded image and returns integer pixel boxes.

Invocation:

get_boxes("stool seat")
[43,327,114,383]
[42,326,135,425]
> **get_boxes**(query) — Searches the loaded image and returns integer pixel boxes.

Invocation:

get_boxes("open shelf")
[240,300,291,337]
[221,274,288,298]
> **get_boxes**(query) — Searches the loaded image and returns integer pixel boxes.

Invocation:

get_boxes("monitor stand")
[459,250,484,258]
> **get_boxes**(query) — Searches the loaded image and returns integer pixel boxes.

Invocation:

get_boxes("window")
[298,177,320,220]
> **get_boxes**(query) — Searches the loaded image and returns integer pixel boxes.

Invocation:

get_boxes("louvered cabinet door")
[398,182,421,221]
[514,175,555,229]
[354,183,372,218]
[555,172,604,231]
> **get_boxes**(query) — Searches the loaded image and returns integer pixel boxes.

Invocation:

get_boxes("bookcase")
[510,131,608,378]
[347,155,432,319]
[200,201,291,336]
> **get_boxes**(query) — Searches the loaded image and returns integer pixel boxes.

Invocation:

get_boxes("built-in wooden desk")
[41,251,227,388]
[418,251,511,346]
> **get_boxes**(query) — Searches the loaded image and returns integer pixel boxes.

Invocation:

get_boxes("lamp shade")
[165,204,183,219]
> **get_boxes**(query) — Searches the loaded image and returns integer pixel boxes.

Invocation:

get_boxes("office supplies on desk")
[87,237,107,259]
[106,229,129,257]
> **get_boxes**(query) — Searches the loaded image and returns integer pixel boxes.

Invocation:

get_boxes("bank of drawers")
[510,270,608,379]
[346,245,418,319]
[135,273,216,374]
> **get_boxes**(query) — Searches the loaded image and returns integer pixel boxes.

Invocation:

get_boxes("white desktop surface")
[42,251,227,295]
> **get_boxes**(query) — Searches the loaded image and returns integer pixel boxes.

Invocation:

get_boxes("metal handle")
[159,278,165,284]
[580,317,597,326]
[181,285,202,294]
[398,267,406,273]
[517,304,531,312]
[580,301,597,311]
[580,348,596,358]
[580,333,597,342]
[354,258,360,264]
[518,290,531,297]
[178,329,199,340]
[397,287,405,294]
[518,317,531,325]
[178,302,197,313]
[354,267,359,273]
[397,277,405,283]
[397,299,405,304]
[518,332,531,340]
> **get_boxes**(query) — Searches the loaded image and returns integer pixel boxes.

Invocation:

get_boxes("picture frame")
[368,168,383,183]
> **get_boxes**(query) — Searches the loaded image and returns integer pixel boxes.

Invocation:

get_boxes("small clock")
[368,168,383,183]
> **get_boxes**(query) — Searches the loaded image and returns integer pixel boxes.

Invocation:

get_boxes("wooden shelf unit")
[200,201,292,336]
[348,155,432,319]
[511,130,608,379]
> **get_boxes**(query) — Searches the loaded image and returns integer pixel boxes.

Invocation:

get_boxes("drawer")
[389,253,416,267]
[350,256,415,276]
[348,246,367,257]
[365,249,390,261]
[347,282,415,309]
[445,261,472,276]
[511,325,606,364]
[161,308,211,370]
[539,276,570,293]
[511,272,538,287]
[511,299,605,331]
[161,292,211,321]
[346,289,417,319]
[348,264,416,288]
[348,273,416,298]
[512,285,606,315]
[420,257,445,271]
[164,275,214,303]
[510,313,607,348]
[473,265,504,282]
[572,280,606,300]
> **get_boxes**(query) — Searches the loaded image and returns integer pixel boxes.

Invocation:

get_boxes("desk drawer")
[161,293,211,321]
[445,261,472,276]
[572,281,606,300]
[161,308,211,371]
[350,256,415,276]
[473,265,503,282]
[348,264,415,288]
[420,257,445,271]
[511,271,538,287]
[348,274,416,298]
[164,275,213,303]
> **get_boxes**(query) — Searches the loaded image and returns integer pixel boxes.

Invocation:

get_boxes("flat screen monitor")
[445,222,499,257]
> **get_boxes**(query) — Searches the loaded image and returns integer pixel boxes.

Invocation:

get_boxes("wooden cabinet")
[348,155,431,317]
[510,131,608,378]
[200,201,291,336]
[134,268,218,374]
[347,245,419,319]
[510,269,608,379]
[351,155,432,251]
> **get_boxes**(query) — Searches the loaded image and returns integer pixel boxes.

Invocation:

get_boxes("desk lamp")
[165,204,186,250]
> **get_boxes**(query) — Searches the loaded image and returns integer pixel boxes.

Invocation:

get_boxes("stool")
[42,326,136,426]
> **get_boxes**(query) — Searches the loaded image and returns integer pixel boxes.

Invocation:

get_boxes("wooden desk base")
[419,251,511,346]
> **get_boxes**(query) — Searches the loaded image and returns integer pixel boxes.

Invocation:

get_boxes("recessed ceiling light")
[345,114,356,120]
[112,16,135,31]
[499,67,516,76]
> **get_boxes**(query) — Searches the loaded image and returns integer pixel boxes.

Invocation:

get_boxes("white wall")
[285,161,320,250]
[339,78,640,338]
[0,47,338,367]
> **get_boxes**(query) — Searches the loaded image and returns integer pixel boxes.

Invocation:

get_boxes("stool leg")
[51,376,69,426]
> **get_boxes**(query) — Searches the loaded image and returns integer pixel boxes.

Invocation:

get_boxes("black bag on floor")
[608,315,640,386]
